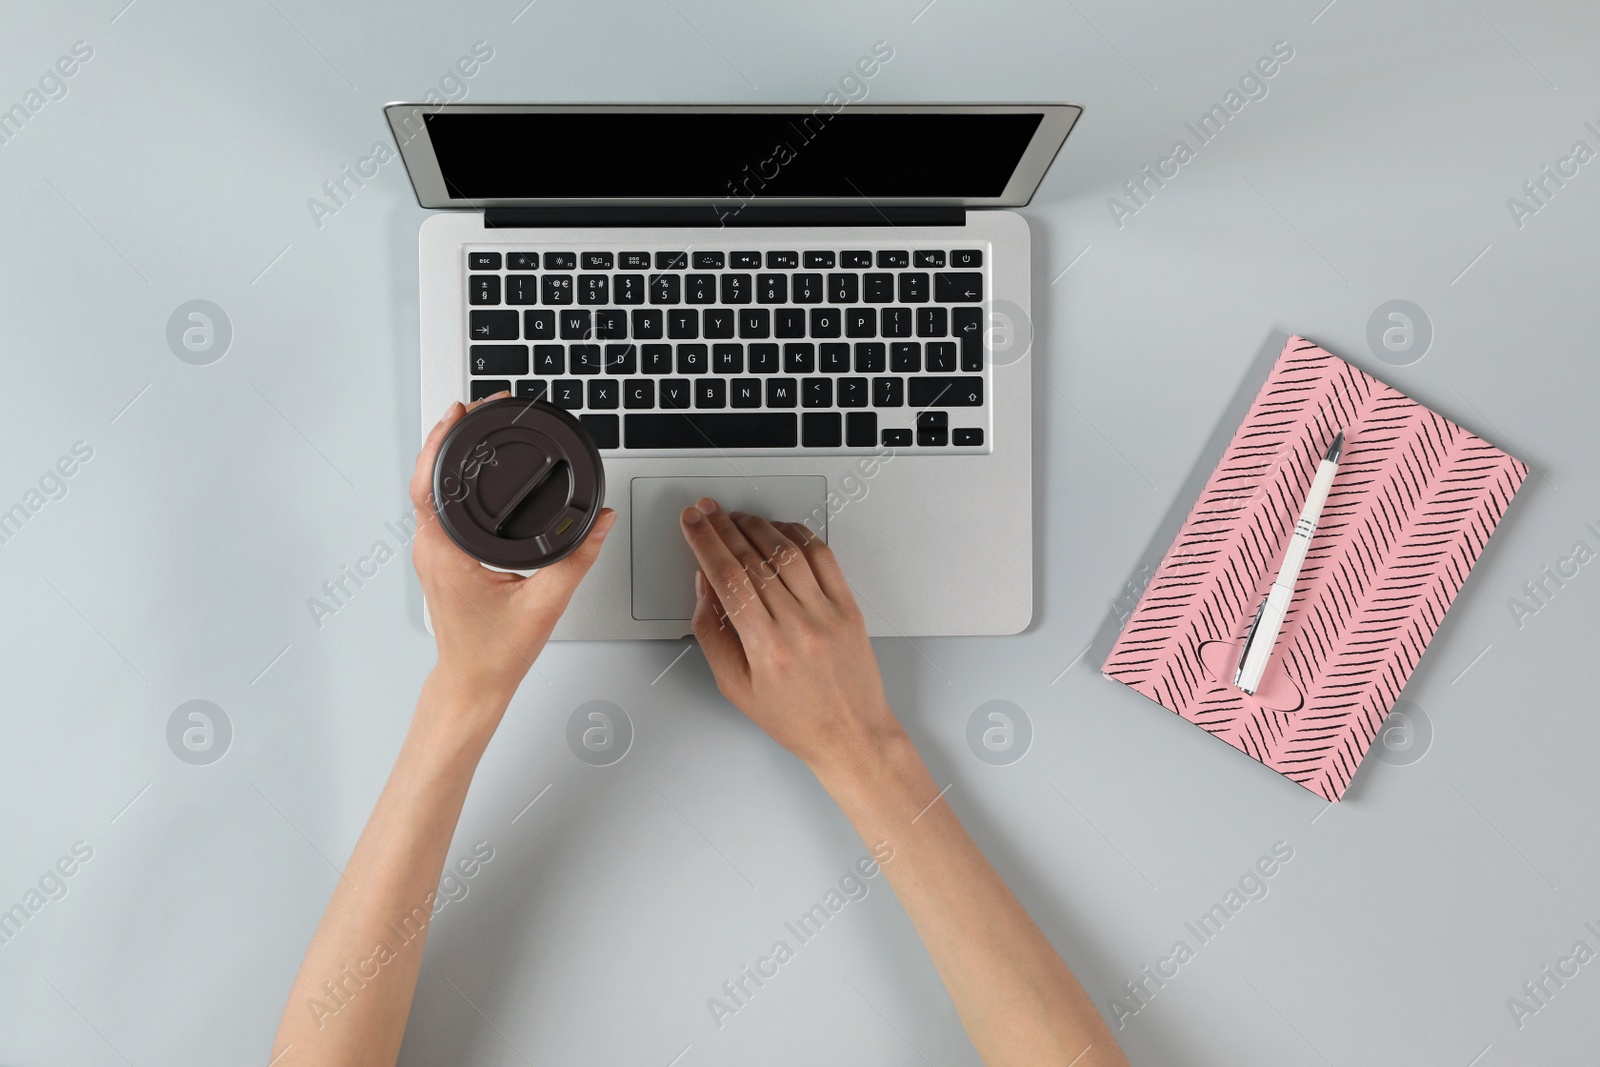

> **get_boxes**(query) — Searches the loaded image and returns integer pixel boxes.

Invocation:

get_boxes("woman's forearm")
[816,729,1129,1067]
[271,671,501,1067]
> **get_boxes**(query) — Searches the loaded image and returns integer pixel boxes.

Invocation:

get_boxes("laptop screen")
[387,105,1082,208]
[421,112,1042,200]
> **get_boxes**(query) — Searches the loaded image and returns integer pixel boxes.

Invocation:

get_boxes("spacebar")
[625,413,798,449]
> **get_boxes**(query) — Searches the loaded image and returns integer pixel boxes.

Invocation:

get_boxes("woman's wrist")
[408,665,513,757]
[809,715,927,813]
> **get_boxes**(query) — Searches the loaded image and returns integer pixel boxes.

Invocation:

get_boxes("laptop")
[385,104,1082,640]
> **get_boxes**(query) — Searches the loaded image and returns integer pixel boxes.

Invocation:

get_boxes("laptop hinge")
[483,206,967,228]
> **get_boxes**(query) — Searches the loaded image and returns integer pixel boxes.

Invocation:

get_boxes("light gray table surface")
[3,2,1597,1064]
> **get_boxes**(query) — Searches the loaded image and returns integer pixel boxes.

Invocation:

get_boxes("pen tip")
[1325,431,1344,464]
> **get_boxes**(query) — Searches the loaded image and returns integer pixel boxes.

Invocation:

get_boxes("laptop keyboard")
[463,245,991,454]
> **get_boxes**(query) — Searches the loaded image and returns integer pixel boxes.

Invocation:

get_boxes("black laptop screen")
[421,111,1044,200]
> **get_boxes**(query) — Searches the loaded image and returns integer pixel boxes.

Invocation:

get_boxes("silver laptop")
[386,103,1081,640]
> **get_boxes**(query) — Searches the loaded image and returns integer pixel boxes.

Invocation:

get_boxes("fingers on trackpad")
[629,476,828,620]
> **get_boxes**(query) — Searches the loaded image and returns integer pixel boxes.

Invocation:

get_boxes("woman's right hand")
[678,497,904,781]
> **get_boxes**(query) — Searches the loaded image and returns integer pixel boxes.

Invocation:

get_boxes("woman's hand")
[678,497,904,782]
[409,397,615,728]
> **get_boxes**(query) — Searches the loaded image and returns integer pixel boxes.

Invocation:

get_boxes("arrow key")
[934,272,984,303]
[470,310,519,340]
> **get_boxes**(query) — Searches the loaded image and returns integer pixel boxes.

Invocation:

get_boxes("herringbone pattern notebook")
[1102,337,1528,800]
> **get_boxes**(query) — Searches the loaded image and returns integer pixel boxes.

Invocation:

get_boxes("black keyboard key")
[676,344,708,374]
[914,250,945,268]
[470,345,528,375]
[917,411,949,447]
[595,310,627,339]
[625,379,655,409]
[748,343,780,374]
[582,252,614,270]
[730,378,761,407]
[882,308,912,338]
[696,379,726,408]
[837,377,868,407]
[469,275,500,305]
[877,250,909,268]
[668,309,698,339]
[909,376,983,407]
[544,252,577,270]
[551,379,583,408]
[660,378,692,409]
[614,274,645,304]
[767,250,799,268]
[846,411,877,447]
[793,273,824,303]
[604,344,637,375]
[951,249,983,268]
[917,307,948,337]
[713,343,743,374]
[804,250,835,268]
[471,379,510,400]
[580,413,619,449]
[784,343,815,374]
[686,274,716,304]
[560,310,592,340]
[864,273,894,302]
[739,308,770,338]
[625,412,796,449]
[703,309,735,339]
[890,342,921,372]
[828,273,859,303]
[506,275,538,305]
[854,342,885,373]
[570,345,604,374]
[802,378,832,408]
[810,307,841,338]
[872,376,903,407]
[469,251,501,270]
[731,251,762,269]
[649,274,681,303]
[507,253,539,270]
[470,310,518,340]
[898,273,929,303]
[819,343,850,373]
[632,309,664,339]
[620,251,651,270]
[845,308,875,338]
[532,344,565,375]
[520,306,556,342]
[935,272,983,303]
[756,274,788,304]
[883,427,912,447]
[516,379,548,401]
[693,251,725,269]
[802,412,841,447]
[655,251,688,270]
[842,250,872,268]
[721,273,751,304]
[775,309,806,338]
[766,377,798,408]
[641,344,672,374]
[588,379,619,409]
[953,427,984,446]
[953,307,984,370]
[926,341,957,372]
[542,275,573,304]
[578,275,609,305]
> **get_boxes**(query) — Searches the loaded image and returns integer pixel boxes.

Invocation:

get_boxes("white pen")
[1235,431,1344,695]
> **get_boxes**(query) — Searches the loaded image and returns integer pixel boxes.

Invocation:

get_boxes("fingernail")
[728,510,746,521]
[696,497,718,515]
[681,506,704,526]
[695,571,705,598]
[594,510,617,537]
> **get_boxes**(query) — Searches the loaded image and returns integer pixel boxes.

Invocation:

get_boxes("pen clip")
[1234,594,1269,691]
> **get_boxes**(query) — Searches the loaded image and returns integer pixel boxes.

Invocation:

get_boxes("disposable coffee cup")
[432,398,606,571]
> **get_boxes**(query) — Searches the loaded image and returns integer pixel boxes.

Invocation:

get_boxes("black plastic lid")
[432,398,606,570]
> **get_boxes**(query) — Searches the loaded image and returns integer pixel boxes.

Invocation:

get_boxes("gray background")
[2,1,1596,1064]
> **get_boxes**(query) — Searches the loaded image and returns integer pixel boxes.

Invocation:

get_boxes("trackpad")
[630,475,828,620]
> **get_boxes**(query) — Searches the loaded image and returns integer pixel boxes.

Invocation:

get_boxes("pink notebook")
[1102,337,1528,801]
